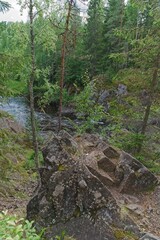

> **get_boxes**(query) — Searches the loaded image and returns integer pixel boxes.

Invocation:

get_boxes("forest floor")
[0,110,37,217]
[0,173,36,217]
[112,176,160,237]
[135,176,160,236]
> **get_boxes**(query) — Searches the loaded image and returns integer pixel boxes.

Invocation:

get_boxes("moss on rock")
[113,228,139,240]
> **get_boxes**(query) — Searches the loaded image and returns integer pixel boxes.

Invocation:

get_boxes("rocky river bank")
[1,98,160,240]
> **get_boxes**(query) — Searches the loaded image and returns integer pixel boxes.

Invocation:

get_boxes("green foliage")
[0,4,57,98]
[0,0,11,13]
[65,54,87,89]
[36,80,60,109]
[0,211,44,240]
[24,150,44,170]
[55,230,75,240]
[23,149,35,170]
[0,0,160,175]
[0,110,12,118]
[85,0,105,76]
[74,77,107,133]
[109,0,160,154]
[0,128,29,177]
[37,80,71,110]
[4,80,27,96]
[0,22,29,96]
[109,125,146,153]
[0,111,38,197]
[136,156,160,174]
[113,228,138,240]
[101,0,126,76]
[55,230,66,240]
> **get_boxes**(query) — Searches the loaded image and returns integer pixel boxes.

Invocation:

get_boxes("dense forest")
[1,0,160,163]
[0,0,160,239]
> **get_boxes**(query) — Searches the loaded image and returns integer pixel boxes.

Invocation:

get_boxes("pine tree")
[0,0,11,13]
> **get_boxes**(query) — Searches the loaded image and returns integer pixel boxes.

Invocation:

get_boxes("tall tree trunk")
[137,53,160,153]
[135,15,139,40]
[29,0,40,172]
[58,0,74,131]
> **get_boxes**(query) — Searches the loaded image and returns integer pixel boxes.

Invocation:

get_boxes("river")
[0,97,74,133]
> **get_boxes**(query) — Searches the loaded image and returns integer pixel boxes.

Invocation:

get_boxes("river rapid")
[0,97,74,133]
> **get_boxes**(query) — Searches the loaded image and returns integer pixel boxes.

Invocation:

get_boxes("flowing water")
[0,97,74,133]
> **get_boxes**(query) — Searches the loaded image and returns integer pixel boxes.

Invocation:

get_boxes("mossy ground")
[113,228,138,240]
[0,110,37,216]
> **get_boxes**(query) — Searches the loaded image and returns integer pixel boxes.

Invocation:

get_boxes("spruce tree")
[85,0,105,78]
[102,0,125,76]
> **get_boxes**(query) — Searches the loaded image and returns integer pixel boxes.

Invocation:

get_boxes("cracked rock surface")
[27,132,159,240]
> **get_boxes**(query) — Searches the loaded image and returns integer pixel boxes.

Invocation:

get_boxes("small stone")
[147,206,153,213]
[118,200,125,205]
[142,218,149,226]
[52,184,64,197]
[79,179,87,189]
[126,204,139,211]
[94,191,102,199]
[156,210,160,215]
[139,223,144,227]
[126,204,144,216]
[135,209,144,216]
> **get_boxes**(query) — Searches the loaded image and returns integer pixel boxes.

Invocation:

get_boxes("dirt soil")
[136,177,160,236]
[0,174,36,217]
[111,175,160,237]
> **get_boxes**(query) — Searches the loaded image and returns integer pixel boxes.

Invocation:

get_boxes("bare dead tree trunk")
[58,0,74,131]
[29,0,40,173]
[137,53,160,153]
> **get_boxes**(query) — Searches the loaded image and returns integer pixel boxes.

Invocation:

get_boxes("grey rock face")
[61,106,77,119]
[98,90,110,103]
[117,84,128,96]
[27,132,159,240]
[97,90,110,112]
[117,152,159,193]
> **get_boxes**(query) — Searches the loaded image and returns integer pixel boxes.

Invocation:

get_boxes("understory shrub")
[73,80,107,133]
[0,211,44,240]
